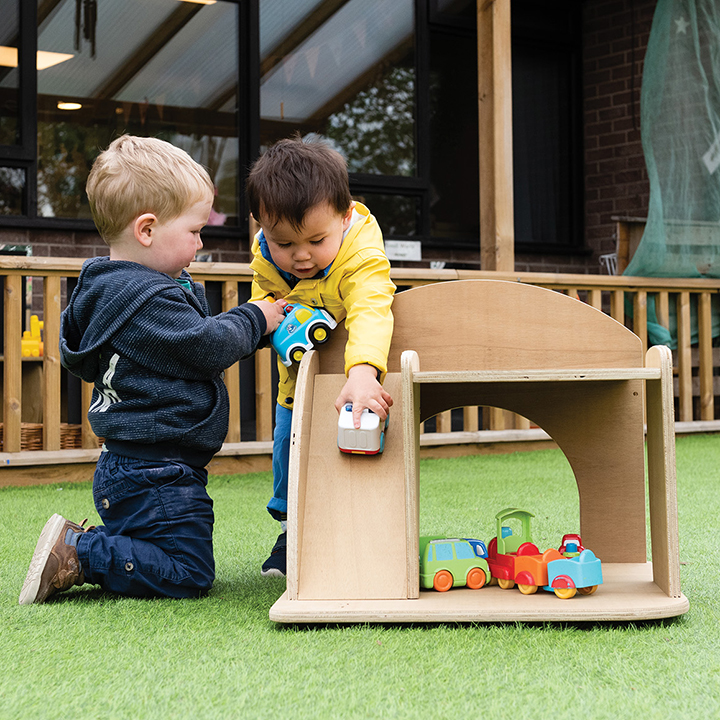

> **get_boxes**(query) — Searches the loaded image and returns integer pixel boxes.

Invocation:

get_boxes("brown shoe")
[19,514,89,605]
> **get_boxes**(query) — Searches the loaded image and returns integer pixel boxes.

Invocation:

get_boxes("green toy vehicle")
[419,536,491,592]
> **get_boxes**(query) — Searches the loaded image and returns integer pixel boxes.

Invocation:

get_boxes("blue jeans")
[267,404,292,521]
[76,452,215,598]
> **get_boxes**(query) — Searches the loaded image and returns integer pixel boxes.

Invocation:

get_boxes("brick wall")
[411,0,660,275]
[582,0,656,268]
[0,228,105,259]
[0,226,253,265]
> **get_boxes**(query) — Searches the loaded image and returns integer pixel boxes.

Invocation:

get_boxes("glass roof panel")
[260,0,327,58]
[36,0,235,109]
[118,4,237,108]
[260,0,413,122]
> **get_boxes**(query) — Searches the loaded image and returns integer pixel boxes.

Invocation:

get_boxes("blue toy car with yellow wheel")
[270,302,337,367]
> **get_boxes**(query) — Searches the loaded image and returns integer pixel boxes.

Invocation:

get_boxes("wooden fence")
[2,257,719,483]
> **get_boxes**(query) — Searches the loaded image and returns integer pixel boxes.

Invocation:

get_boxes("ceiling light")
[179,0,217,4]
[57,102,82,111]
[0,46,74,70]
[37,51,74,70]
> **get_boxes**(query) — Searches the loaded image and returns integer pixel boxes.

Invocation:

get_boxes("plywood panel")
[295,372,407,601]
[271,564,689,624]
[287,350,320,600]
[414,378,647,564]
[318,280,642,376]
[645,345,681,597]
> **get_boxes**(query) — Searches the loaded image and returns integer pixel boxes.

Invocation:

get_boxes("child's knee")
[176,570,214,597]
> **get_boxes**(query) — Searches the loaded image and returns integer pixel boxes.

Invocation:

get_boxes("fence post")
[698,292,714,421]
[676,292,693,421]
[43,275,62,450]
[3,275,23,452]
[255,346,274,441]
[222,280,241,443]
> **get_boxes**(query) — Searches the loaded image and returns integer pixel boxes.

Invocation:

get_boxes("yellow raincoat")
[250,203,395,409]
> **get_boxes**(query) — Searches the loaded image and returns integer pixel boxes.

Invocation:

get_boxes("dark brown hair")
[246,134,352,230]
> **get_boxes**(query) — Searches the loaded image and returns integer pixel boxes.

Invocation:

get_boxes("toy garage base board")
[270,564,689,623]
[271,280,688,624]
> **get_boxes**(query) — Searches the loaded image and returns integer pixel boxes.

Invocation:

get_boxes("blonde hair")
[86,135,214,243]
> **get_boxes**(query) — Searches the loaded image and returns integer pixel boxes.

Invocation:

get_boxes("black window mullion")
[0,0,37,218]
[238,0,259,234]
[414,0,431,238]
[0,0,35,217]
[18,0,37,165]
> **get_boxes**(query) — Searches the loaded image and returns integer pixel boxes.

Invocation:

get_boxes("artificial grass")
[2,435,720,719]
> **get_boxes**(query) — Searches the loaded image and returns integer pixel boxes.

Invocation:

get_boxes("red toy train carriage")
[486,508,603,599]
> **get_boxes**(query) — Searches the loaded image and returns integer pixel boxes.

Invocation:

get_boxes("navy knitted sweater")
[60,257,266,466]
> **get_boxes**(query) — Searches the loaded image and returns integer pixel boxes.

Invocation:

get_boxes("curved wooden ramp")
[285,353,414,601]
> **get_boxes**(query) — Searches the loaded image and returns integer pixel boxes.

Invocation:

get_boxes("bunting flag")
[306,46,320,80]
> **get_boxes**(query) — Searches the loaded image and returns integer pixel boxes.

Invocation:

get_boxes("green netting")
[630,293,720,349]
[625,0,720,279]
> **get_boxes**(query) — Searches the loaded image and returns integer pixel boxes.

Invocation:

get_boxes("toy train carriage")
[419,536,491,592]
[487,508,603,599]
[543,549,603,599]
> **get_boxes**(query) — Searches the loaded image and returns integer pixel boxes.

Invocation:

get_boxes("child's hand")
[253,298,287,334]
[334,364,393,429]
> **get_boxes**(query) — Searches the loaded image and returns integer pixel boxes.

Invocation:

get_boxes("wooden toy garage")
[269,280,689,623]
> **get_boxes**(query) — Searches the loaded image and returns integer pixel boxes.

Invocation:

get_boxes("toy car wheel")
[518,583,538,595]
[310,324,330,345]
[290,347,306,364]
[497,578,515,590]
[433,570,454,592]
[553,586,577,599]
[466,568,486,590]
[577,585,598,595]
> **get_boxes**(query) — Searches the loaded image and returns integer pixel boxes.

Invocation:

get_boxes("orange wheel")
[518,583,538,595]
[433,570,454,592]
[578,585,598,596]
[498,578,515,590]
[466,568,486,590]
[554,586,577,599]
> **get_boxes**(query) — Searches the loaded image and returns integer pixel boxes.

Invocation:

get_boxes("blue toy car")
[270,303,337,366]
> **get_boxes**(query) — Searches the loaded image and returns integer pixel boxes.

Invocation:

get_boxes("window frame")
[0,0,252,242]
[0,0,37,216]
[510,0,585,255]
[1,0,585,258]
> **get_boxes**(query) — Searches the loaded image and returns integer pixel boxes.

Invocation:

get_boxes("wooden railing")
[2,257,720,472]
